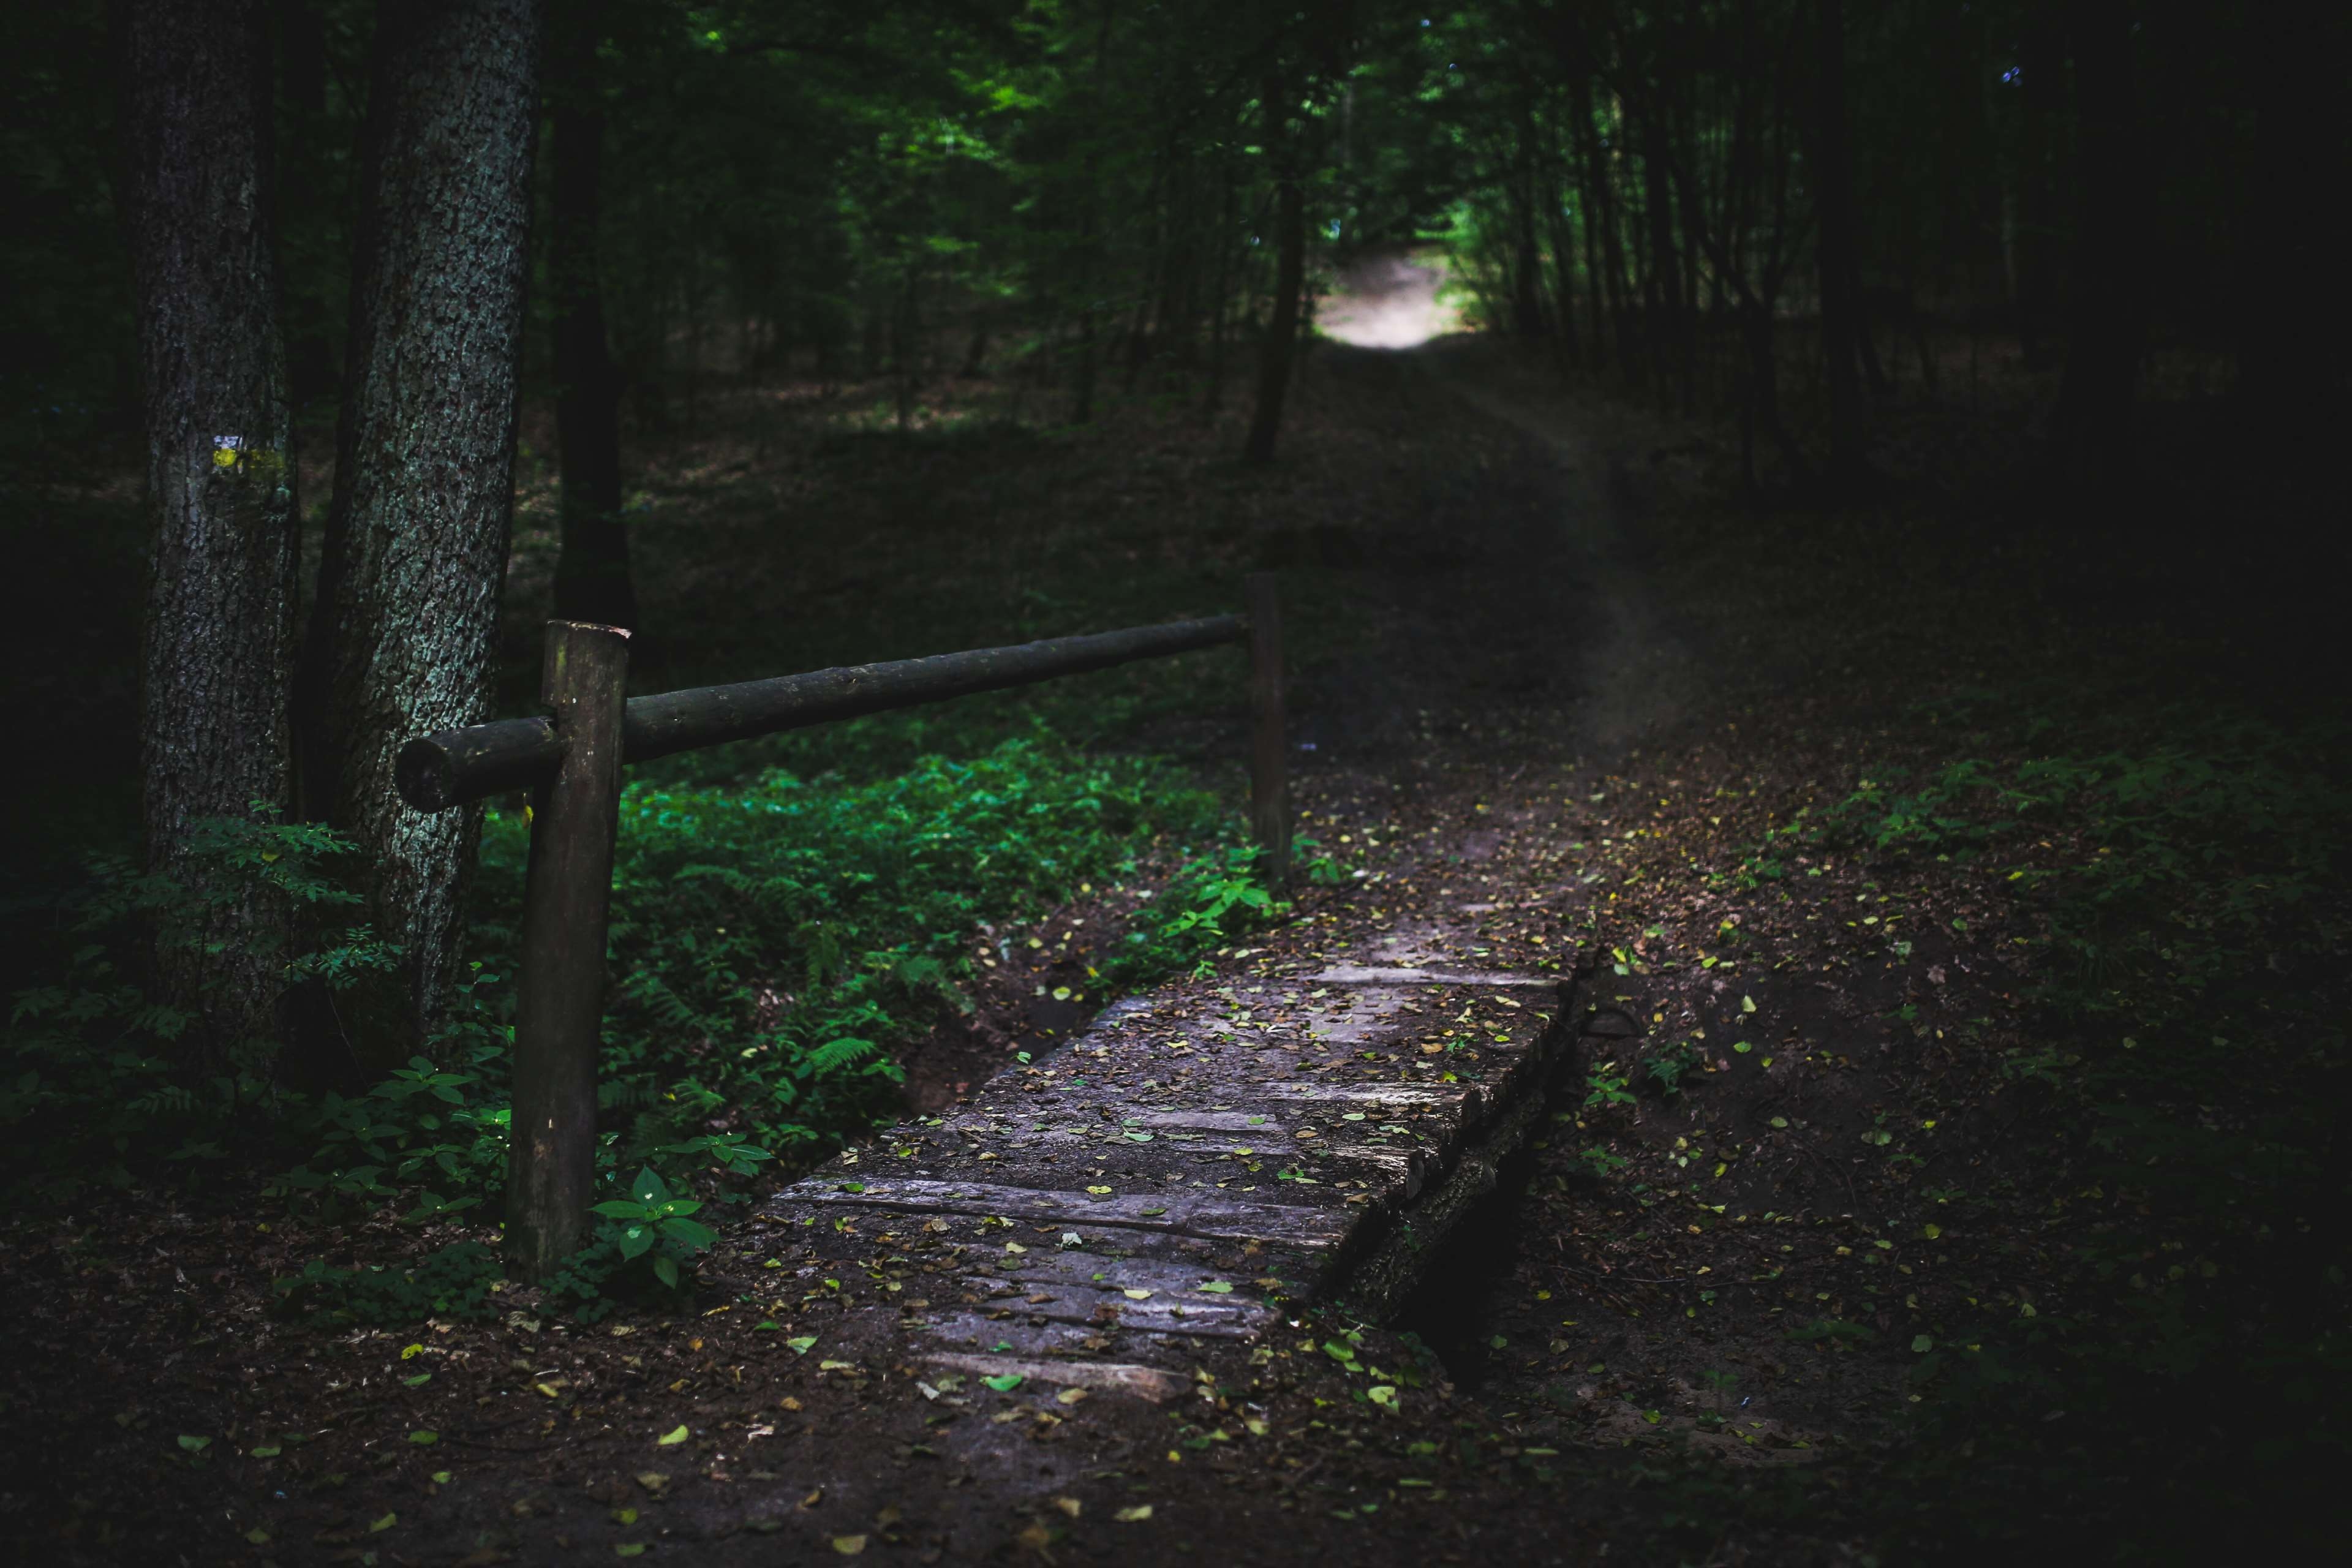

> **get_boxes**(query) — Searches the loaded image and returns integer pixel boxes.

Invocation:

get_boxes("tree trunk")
[2048,0,2144,488]
[2239,7,2346,445]
[1511,118,1547,341]
[1814,0,1868,485]
[2014,5,2063,369]
[548,0,635,631]
[299,0,541,1057]
[276,0,339,407]
[1243,114,1305,466]
[1201,165,1237,420]
[118,0,301,1065]
[1547,160,1583,372]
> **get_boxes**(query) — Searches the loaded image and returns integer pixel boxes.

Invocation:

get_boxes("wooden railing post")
[1245,573,1291,886]
[507,620,631,1279]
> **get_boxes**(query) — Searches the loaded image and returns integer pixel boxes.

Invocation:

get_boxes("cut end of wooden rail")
[394,736,461,813]
[395,716,562,813]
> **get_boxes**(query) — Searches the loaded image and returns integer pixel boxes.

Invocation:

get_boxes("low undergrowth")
[6,731,1287,1323]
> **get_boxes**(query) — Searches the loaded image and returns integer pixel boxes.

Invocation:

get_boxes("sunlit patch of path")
[1319,247,1460,349]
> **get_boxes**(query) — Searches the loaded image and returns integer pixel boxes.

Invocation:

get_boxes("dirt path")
[4,332,2168,1567]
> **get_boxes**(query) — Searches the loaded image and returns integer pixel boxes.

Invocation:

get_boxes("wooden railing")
[395,575,1289,1276]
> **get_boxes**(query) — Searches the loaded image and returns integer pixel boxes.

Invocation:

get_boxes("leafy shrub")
[465,734,1228,1164]
[271,1240,503,1326]
[2,805,396,1199]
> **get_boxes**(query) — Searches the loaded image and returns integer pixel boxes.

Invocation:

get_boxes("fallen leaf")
[369,1512,397,1532]
[657,1425,690,1445]
[1195,1281,1233,1294]
[1054,1496,1082,1518]
[832,1535,867,1555]
[786,1336,818,1355]
[408,1430,439,1446]
[175,1435,209,1453]
[1114,1504,1153,1523]
[1057,1387,1088,1406]
[982,1373,1025,1392]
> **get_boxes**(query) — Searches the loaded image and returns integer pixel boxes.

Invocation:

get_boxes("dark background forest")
[1,1,2346,1562]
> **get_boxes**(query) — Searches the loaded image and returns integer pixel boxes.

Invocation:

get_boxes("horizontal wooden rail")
[407,587,1284,1280]
[395,614,1246,812]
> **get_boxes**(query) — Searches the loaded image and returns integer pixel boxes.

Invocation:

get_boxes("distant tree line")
[7,0,2337,1074]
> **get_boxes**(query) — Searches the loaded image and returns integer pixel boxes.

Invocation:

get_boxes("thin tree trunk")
[1814,0,1868,486]
[299,0,542,1057]
[1243,89,1306,466]
[118,0,301,1065]
[1202,166,1237,420]
[1547,160,1583,371]
[1069,0,1111,424]
[1511,116,1547,340]
[2048,0,2144,488]
[1642,113,1691,413]
[277,0,339,407]
[549,0,635,631]
[2239,7,2344,446]
[2014,6,2062,369]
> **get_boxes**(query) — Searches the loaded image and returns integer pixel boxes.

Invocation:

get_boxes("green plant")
[1642,1039,1705,1096]
[590,1166,722,1291]
[1103,841,1284,986]
[270,1241,503,1326]
[3,805,396,1199]
[1583,1063,1636,1113]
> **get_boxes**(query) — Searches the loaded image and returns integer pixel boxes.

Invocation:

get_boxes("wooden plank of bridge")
[756,908,1582,1398]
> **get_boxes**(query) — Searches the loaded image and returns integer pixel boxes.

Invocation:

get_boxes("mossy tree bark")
[117,0,301,1064]
[300,0,542,1057]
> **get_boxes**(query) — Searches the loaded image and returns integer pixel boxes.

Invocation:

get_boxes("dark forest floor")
[2,333,2345,1565]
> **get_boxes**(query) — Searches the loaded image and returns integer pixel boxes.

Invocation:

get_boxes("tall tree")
[2048,0,2143,486]
[548,0,636,630]
[299,0,543,1055]
[116,0,301,1062]
[1812,0,1869,486]
[1243,66,1308,464]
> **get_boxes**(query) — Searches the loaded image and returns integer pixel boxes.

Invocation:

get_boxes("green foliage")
[2,805,396,1199]
[589,1166,722,1292]
[1582,1061,1636,1114]
[1101,842,1283,987]
[467,736,1225,1166]
[271,1241,504,1327]
[1640,1038,1705,1096]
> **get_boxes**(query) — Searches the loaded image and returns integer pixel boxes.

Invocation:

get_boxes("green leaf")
[786,1336,817,1354]
[652,1254,680,1289]
[408,1430,438,1446]
[592,1200,647,1219]
[616,1224,655,1261]
[981,1373,1024,1392]
[631,1167,669,1205]
[249,1446,282,1458]
[1912,1335,1934,1353]
[1195,1280,1233,1294]
[657,1424,690,1446]
[176,1434,210,1453]
[660,1216,720,1252]
[369,1512,397,1532]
